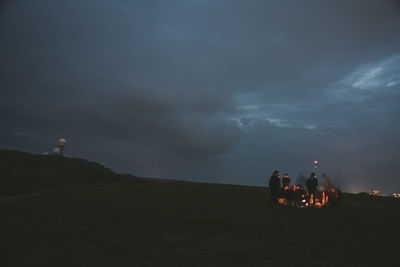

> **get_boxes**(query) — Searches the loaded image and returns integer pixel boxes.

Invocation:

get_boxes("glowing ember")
[278,198,286,204]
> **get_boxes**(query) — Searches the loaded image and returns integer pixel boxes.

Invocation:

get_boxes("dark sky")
[1,0,400,193]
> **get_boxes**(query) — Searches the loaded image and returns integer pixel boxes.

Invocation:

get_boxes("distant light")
[370,190,384,197]
[314,160,318,164]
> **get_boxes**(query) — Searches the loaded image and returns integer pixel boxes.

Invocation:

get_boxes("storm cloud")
[1,0,400,193]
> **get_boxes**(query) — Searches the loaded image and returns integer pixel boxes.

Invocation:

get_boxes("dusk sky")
[1,0,400,193]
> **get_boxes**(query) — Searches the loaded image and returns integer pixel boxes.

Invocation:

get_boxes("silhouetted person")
[294,184,306,203]
[286,185,296,206]
[329,187,343,209]
[280,173,291,200]
[269,170,281,205]
[306,173,318,203]
[282,173,291,189]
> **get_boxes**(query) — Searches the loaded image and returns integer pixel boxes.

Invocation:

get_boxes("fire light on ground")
[277,187,342,208]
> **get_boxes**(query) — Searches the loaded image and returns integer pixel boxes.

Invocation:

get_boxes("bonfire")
[277,186,341,208]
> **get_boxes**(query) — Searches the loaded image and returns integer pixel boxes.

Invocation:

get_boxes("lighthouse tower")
[53,138,66,156]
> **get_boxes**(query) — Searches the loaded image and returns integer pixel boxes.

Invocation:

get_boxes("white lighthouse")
[53,138,66,156]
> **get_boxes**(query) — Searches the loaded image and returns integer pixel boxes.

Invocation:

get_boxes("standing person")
[269,170,281,205]
[282,173,291,190]
[294,184,306,203]
[306,173,318,204]
[281,173,291,200]
[329,187,343,209]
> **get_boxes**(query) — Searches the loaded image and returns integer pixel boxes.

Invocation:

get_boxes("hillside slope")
[0,149,142,195]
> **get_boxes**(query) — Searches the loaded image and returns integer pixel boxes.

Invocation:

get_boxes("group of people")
[268,170,341,207]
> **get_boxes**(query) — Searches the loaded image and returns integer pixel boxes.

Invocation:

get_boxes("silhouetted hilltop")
[0,149,143,195]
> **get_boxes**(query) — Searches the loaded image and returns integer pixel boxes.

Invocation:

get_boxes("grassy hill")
[1,149,399,266]
[0,149,143,195]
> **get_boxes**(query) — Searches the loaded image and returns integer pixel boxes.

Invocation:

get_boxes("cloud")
[338,54,400,92]
[1,0,400,192]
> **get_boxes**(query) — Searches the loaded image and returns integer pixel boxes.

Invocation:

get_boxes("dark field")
[1,181,399,267]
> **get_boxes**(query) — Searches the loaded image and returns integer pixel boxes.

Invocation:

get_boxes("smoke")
[295,171,345,192]
[320,172,346,191]
[295,172,307,187]
[321,173,333,191]
[328,171,347,191]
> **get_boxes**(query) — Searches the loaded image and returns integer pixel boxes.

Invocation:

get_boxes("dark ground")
[1,181,399,267]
